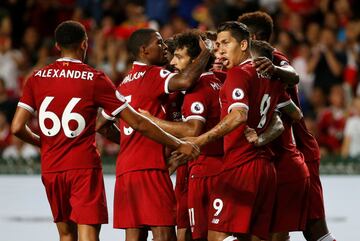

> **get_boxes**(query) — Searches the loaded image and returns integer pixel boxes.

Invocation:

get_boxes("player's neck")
[60,51,84,62]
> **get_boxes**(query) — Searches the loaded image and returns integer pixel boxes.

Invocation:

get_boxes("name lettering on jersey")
[210,81,221,90]
[122,71,146,84]
[34,69,94,80]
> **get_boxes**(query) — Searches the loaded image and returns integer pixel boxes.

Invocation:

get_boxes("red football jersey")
[116,61,177,176]
[273,50,320,161]
[181,72,223,177]
[18,57,128,173]
[271,93,309,182]
[219,59,287,170]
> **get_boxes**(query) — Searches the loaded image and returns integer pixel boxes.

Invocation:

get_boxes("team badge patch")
[232,88,244,100]
[191,102,204,114]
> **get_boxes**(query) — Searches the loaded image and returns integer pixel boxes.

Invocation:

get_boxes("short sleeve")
[181,86,207,123]
[273,50,290,67]
[148,67,177,96]
[226,68,250,113]
[18,76,36,114]
[94,72,128,119]
[276,91,292,109]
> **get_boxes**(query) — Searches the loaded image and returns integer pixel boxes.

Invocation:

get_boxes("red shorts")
[113,170,176,228]
[208,159,276,240]
[306,160,325,220]
[271,177,310,232]
[41,168,108,224]
[175,165,189,229]
[188,175,212,239]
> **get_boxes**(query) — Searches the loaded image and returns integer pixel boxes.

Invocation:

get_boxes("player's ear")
[141,45,148,56]
[80,39,88,51]
[240,39,249,51]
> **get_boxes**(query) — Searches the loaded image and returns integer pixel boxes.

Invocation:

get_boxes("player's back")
[20,58,121,173]
[220,59,286,170]
[116,61,176,176]
[273,49,320,162]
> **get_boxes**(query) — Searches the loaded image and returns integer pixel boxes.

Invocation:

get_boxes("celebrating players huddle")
[11,11,336,241]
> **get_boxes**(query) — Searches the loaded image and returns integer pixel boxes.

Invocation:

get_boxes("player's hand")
[253,57,276,78]
[244,126,259,145]
[170,140,200,164]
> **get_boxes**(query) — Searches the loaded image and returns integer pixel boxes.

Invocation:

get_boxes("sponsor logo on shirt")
[211,218,220,224]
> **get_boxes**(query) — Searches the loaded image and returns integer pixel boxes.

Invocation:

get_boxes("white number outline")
[257,94,271,128]
[213,198,223,216]
[39,96,86,138]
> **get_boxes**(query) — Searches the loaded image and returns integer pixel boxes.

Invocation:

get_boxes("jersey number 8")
[39,96,86,138]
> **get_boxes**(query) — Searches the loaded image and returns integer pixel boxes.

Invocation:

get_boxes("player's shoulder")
[228,59,254,78]
[273,49,290,65]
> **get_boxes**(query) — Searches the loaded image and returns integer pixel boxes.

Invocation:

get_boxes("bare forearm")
[170,49,211,91]
[256,114,284,146]
[198,108,247,146]
[15,126,41,147]
[120,107,181,149]
[273,66,299,86]
[97,122,120,144]
[148,116,196,138]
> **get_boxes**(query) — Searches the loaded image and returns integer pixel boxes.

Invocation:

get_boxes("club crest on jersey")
[191,102,204,114]
[232,88,244,100]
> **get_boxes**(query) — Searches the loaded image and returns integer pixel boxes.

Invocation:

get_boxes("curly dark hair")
[237,11,274,41]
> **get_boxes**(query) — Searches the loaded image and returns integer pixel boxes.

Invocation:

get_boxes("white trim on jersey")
[164,73,177,94]
[239,58,252,66]
[133,61,147,66]
[18,102,35,114]
[111,102,129,117]
[276,99,292,109]
[101,109,115,121]
[200,71,214,77]
[183,115,206,123]
[56,57,82,63]
[227,102,249,113]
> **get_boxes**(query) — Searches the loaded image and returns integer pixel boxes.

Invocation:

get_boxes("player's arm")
[341,135,350,158]
[244,112,284,147]
[96,114,120,144]
[139,109,204,138]
[278,100,303,122]
[11,107,41,147]
[168,43,212,92]
[189,107,247,148]
[253,57,299,86]
[117,105,199,159]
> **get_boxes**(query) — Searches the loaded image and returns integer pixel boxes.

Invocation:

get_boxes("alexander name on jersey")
[34,69,94,80]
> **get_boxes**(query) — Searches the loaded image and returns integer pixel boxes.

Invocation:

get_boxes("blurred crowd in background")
[1,0,360,162]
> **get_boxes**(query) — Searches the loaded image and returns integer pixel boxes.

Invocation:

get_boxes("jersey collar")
[56,57,82,63]
[133,61,147,66]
